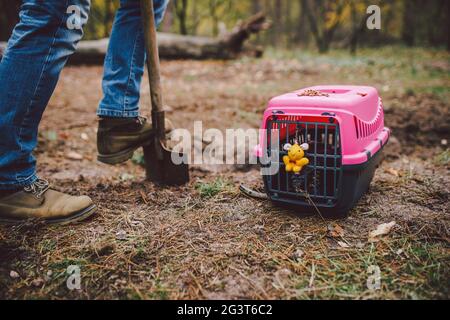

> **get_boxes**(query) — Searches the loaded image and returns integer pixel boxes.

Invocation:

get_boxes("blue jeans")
[0,0,168,190]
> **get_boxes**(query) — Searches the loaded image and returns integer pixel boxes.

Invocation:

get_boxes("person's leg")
[0,0,90,190]
[0,0,96,224]
[97,0,169,118]
[96,0,170,165]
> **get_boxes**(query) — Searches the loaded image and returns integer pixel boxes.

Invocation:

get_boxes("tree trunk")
[302,0,344,53]
[251,0,262,42]
[0,12,271,63]
[273,0,282,46]
[302,0,326,52]
[295,0,309,45]
[174,0,189,35]
[283,0,294,47]
[402,0,417,46]
[209,0,224,38]
[348,1,368,55]
[252,0,261,14]
[103,1,115,38]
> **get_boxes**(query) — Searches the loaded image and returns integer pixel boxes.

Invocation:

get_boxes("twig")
[308,263,316,288]
[239,184,268,200]
[304,192,326,222]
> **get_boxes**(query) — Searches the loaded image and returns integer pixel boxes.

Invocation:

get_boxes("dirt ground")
[0,47,449,300]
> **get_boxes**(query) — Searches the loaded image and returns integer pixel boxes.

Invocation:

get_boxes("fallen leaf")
[369,221,396,242]
[337,241,350,248]
[116,230,127,241]
[274,268,292,281]
[163,105,174,112]
[31,278,44,287]
[293,249,304,262]
[120,173,135,181]
[328,223,345,238]
[59,132,69,140]
[94,226,105,234]
[386,168,399,177]
[139,190,148,204]
[355,242,365,249]
[66,151,83,161]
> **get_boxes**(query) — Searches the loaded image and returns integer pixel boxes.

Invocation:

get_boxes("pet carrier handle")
[140,0,166,143]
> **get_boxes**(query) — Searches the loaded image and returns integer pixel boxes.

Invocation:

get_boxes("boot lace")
[137,116,147,126]
[24,179,50,199]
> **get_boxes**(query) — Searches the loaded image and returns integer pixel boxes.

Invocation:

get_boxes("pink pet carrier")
[255,85,390,218]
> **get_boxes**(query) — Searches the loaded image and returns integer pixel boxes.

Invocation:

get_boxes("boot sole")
[0,204,97,226]
[97,146,139,165]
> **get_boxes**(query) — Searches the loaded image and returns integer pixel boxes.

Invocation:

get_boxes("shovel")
[140,0,190,186]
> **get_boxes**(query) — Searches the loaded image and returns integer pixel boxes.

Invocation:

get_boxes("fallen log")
[0,13,269,64]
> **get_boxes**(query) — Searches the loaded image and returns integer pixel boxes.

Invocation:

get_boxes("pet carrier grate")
[265,116,342,207]
[256,85,390,218]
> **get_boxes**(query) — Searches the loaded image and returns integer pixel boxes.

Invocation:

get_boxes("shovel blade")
[143,141,190,186]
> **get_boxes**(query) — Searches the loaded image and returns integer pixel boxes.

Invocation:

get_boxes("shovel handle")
[140,0,165,140]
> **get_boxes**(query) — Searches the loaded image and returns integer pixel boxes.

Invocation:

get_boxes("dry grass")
[0,46,449,299]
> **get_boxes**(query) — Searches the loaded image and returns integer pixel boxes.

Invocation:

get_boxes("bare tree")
[348,0,369,55]
[273,0,282,45]
[402,0,419,46]
[174,0,189,35]
[103,1,116,38]
[208,0,228,37]
[283,0,294,47]
[295,0,310,45]
[302,0,346,53]
[252,0,261,14]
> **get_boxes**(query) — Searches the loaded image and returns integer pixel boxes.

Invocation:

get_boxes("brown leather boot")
[97,116,173,165]
[0,179,96,225]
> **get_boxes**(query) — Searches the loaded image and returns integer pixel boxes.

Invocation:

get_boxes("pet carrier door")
[264,116,343,207]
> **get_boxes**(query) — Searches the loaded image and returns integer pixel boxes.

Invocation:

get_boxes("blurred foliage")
[84,0,120,39]
[0,0,448,52]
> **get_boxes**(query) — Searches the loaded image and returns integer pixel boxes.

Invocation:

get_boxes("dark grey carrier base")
[263,147,385,218]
